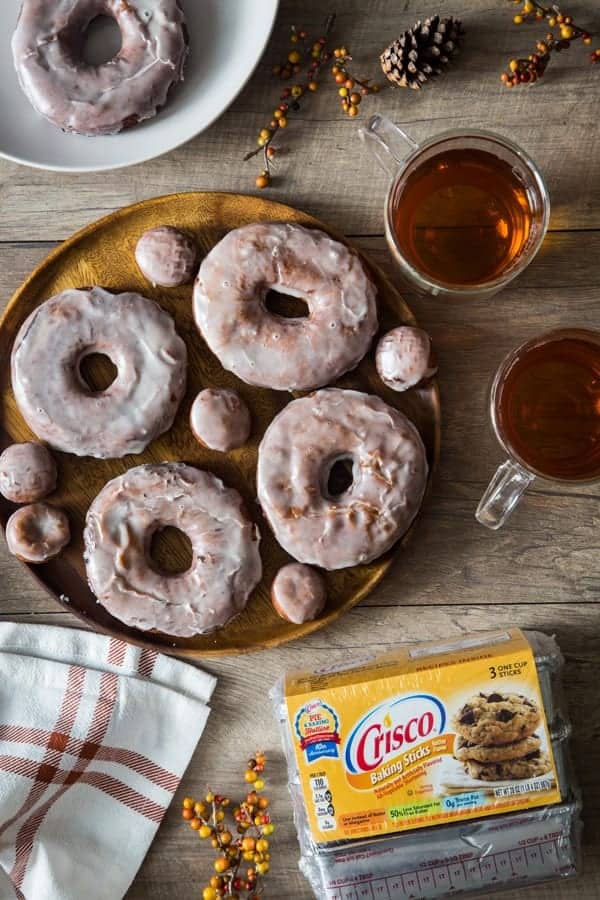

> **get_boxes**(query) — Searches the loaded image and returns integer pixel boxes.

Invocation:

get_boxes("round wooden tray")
[0,192,440,657]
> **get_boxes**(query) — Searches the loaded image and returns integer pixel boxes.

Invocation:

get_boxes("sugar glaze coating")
[6,503,70,563]
[12,0,188,136]
[257,388,428,570]
[271,563,326,624]
[193,223,378,391]
[190,388,251,452]
[375,326,437,392]
[84,463,262,637]
[135,226,199,287]
[0,442,57,503]
[11,287,187,459]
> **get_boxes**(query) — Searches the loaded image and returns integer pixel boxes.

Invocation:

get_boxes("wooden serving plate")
[0,192,440,657]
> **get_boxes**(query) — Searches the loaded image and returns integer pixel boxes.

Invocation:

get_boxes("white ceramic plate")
[0,0,279,172]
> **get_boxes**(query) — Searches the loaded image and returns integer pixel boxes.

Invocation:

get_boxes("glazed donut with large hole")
[257,388,428,570]
[11,0,188,135]
[193,223,378,392]
[84,463,262,637]
[11,287,187,459]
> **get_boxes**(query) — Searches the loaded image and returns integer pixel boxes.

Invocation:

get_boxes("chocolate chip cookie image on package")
[453,732,541,763]
[452,691,541,746]
[463,751,552,782]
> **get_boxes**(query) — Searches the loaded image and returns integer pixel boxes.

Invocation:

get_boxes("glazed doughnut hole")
[375,326,438,392]
[135,227,200,288]
[6,503,70,564]
[271,563,327,624]
[0,442,57,503]
[190,389,252,452]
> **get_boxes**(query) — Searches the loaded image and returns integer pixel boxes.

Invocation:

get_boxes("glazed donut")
[6,503,70,563]
[0,442,57,503]
[135,227,199,288]
[84,463,262,637]
[257,388,428,570]
[12,0,188,136]
[11,287,187,459]
[271,564,326,624]
[376,326,437,392]
[193,223,378,391]
[190,389,251,452]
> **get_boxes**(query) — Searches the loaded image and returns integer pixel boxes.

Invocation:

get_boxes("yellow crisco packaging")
[272,629,581,899]
[278,629,563,844]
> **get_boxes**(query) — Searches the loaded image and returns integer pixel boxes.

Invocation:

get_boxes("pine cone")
[380,16,464,90]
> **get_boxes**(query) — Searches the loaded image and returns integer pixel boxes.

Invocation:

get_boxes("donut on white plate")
[12,0,189,135]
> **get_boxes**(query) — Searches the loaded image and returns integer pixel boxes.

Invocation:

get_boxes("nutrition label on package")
[311,774,336,832]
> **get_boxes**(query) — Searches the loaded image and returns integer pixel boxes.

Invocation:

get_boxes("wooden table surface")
[1,1,599,898]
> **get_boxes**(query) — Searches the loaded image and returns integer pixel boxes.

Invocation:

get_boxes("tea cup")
[359,114,550,301]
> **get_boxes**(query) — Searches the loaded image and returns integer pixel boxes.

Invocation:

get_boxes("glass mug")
[477,328,600,530]
[359,115,550,301]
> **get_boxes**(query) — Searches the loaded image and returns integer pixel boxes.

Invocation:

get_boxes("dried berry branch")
[244,14,382,188]
[330,48,380,118]
[501,1,594,86]
[182,752,274,899]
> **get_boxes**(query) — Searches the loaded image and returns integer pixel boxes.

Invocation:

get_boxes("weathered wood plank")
[0,1,599,241]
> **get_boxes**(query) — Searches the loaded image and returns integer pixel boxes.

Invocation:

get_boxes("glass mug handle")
[476,460,535,530]
[359,114,419,177]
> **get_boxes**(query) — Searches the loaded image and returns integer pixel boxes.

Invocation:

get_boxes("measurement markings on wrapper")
[325,834,566,899]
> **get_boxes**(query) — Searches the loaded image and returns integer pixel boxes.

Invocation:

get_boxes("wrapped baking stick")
[272,628,580,899]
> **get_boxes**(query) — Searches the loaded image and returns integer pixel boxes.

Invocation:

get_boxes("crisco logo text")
[344,694,446,774]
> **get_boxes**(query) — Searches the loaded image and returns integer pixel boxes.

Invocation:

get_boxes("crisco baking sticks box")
[283,629,561,843]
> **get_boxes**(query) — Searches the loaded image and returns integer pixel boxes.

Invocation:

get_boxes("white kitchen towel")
[0,623,216,900]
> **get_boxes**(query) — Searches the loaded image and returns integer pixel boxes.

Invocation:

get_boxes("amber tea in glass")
[477,329,600,530]
[392,147,534,287]
[494,332,600,481]
[360,117,550,301]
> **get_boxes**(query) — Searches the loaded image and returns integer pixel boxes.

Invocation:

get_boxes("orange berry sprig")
[330,47,381,118]
[245,16,382,188]
[181,752,274,900]
[501,1,593,86]
[245,15,337,189]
